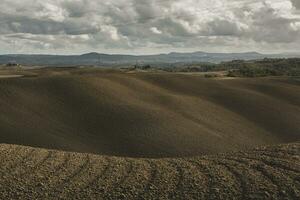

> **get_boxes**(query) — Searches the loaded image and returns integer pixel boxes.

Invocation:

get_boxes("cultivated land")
[0,68,299,157]
[0,143,299,199]
[0,67,299,199]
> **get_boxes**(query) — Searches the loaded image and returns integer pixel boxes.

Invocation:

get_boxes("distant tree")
[6,61,19,67]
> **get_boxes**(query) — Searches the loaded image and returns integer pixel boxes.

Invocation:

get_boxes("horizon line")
[0,51,291,57]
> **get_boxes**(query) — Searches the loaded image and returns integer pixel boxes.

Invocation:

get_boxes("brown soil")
[0,69,299,157]
[0,142,299,199]
[0,68,299,199]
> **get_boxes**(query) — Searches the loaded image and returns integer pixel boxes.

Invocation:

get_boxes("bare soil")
[0,68,299,157]
[0,68,299,199]
[0,142,299,199]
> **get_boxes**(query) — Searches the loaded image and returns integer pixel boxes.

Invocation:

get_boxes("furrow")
[29,150,67,198]
[99,158,133,199]
[76,156,112,198]
[79,157,127,199]
[167,159,185,199]
[251,148,300,161]
[240,153,300,178]
[39,151,72,193]
[64,155,109,199]
[102,159,137,199]
[103,159,152,200]
[54,154,90,197]
[7,148,36,176]
[206,158,246,199]
[137,159,179,199]
[45,152,87,196]
[225,156,280,199]
[135,160,158,200]
[6,150,53,199]
[0,145,21,170]
[19,150,53,178]
[0,148,36,198]
[236,155,300,199]
[169,158,208,199]
[246,152,300,173]
[186,159,212,199]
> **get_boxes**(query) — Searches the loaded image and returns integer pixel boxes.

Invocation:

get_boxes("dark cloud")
[62,0,90,18]
[206,19,244,36]
[291,0,300,9]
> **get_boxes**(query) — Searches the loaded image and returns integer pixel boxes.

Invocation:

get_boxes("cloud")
[150,27,162,34]
[0,0,299,54]
[291,0,300,9]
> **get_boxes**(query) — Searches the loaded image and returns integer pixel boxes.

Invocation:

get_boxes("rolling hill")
[0,68,299,199]
[0,68,299,157]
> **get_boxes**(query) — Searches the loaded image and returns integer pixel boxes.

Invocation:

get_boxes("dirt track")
[0,75,24,79]
[0,142,299,199]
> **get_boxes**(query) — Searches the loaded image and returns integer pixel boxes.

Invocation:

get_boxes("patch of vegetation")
[134,64,151,70]
[204,73,219,78]
[225,58,300,77]
[153,58,300,77]
[159,63,220,72]
[227,67,283,77]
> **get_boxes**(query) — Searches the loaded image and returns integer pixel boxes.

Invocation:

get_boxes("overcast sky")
[0,0,300,55]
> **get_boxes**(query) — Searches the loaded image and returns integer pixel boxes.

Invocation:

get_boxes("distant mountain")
[0,51,295,67]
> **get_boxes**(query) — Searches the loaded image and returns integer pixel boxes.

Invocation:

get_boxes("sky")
[0,0,300,55]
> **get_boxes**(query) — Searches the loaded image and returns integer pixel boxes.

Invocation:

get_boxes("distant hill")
[0,51,294,67]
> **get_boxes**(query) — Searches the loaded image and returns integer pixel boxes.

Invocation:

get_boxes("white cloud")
[35,2,67,22]
[100,26,121,41]
[150,27,162,34]
[0,0,299,54]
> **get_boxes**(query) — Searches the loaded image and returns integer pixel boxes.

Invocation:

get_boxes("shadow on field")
[0,69,299,158]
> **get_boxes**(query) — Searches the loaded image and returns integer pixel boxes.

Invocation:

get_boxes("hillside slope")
[0,70,299,157]
[0,143,299,199]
